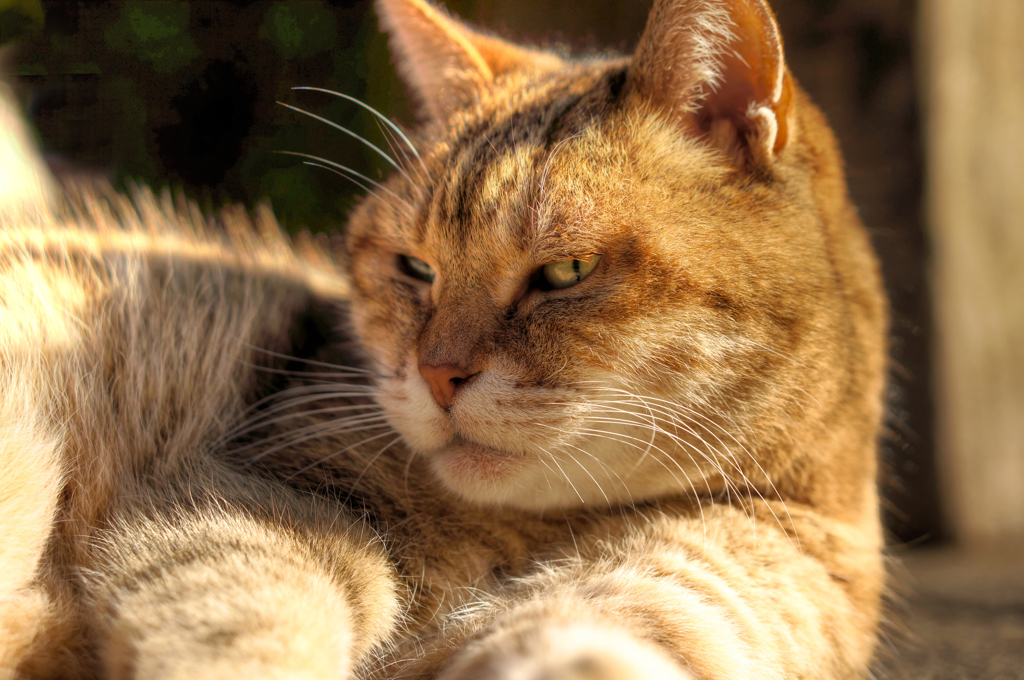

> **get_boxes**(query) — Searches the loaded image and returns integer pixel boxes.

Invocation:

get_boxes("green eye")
[400,255,436,283]
[541,254,601,290]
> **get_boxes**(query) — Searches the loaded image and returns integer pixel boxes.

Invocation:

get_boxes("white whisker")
[593,395,749,528]
[242,415,389,464]
[276,151,413,214]
[554,438,634,506]
[277,101,414,184]
[559,448,610,505]
[545,451,585,504]
[301,161,410,216]
[561,424,710,546]
[285,432,402,483]
[223,403,382,445]
[215,386,379,447]
[244,363,375,380]
[590,385,799,550]
[334,434,405,499]
[292,86,431,180]
[245,345,375,374]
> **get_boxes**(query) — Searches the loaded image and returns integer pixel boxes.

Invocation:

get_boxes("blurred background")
[1,1,1021,672]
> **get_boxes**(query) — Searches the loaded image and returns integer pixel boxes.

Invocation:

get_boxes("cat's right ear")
[376,0,560,121]
[626,0,794,169]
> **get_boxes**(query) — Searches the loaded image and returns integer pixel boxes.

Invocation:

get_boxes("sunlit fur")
[347,1,886,515]
[1,0,888,678]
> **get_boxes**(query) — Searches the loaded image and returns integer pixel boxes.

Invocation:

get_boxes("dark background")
[2,0,939,547]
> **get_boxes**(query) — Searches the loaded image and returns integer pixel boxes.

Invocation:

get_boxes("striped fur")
[0,0,888,678]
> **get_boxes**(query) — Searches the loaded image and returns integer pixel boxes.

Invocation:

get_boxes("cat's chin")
[426,440,602,511]
[426,440,527,504]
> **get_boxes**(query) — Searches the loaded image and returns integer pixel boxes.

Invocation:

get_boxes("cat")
[0,0,889,678]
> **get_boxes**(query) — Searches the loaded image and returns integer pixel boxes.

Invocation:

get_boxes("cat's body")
[0,0,888,678]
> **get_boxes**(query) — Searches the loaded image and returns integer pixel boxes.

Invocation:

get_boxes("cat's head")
[343,0,887,512]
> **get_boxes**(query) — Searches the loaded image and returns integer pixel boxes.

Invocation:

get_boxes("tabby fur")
[0,0,888,678]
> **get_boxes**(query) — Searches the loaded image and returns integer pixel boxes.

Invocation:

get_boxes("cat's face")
[342,0,886,511]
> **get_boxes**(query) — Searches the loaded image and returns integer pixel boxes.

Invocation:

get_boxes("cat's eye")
[541,254,601,290]
[399,255,436,283]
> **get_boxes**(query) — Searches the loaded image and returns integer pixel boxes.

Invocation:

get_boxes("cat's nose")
[418,363,475,410]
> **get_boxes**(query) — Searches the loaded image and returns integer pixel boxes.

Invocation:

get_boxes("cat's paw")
[437,623,694,680]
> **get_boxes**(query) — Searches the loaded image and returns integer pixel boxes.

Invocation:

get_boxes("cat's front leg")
[424,505,879,680]
[436,607,694,680]
[86,480,401,680]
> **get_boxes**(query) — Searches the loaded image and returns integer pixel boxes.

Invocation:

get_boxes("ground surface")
[881,548,1024,679]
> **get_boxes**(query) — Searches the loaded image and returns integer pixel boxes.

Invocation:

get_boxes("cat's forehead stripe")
[425,67,629,251]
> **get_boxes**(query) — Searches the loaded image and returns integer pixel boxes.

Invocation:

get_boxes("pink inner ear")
[697,0,791,155]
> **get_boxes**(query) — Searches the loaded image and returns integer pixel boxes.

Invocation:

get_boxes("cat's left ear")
[626,0,794,168]
[376,0,561,121]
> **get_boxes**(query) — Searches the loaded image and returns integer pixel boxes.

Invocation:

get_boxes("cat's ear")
[626,0,794,167]
[376,0,560,121]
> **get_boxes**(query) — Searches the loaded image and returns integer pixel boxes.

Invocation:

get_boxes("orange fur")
[0,1,888,678]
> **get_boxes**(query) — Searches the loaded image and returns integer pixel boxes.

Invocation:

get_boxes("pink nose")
[418,363,474,410]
